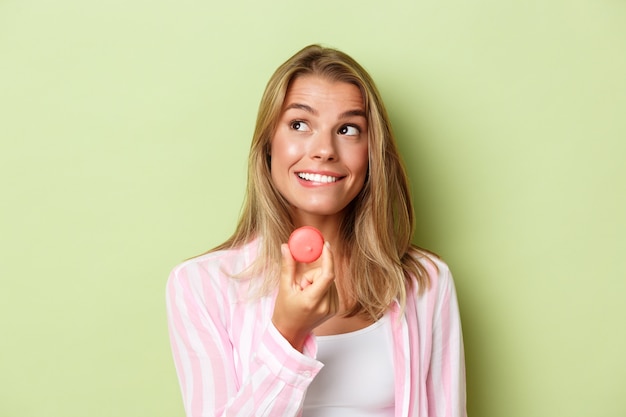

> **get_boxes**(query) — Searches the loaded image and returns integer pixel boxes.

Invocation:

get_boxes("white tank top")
[302,313,395,417]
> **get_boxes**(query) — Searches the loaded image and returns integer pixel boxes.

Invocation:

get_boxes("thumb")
[279,243,296,289]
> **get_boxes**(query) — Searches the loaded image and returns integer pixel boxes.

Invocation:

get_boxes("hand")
[271,242,339,352]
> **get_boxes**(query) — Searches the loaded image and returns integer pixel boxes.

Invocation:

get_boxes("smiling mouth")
[297,172,341,183]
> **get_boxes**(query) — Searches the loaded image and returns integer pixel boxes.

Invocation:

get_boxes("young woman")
[166,44,466,417]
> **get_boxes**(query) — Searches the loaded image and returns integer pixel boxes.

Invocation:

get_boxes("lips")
[296,172,342,183]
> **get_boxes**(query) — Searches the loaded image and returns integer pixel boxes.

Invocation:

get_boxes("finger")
[279,243,297,289]
[299,275,313,289]
[320,241,334,282]
[304,242,336,297]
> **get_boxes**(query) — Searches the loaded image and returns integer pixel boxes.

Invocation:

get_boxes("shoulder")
[409,249,456,302]
[166,240,261,301]
[403,251,461,328]
[171,240,260,277]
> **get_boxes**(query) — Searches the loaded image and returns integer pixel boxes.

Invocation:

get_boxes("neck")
[292,214,344,250]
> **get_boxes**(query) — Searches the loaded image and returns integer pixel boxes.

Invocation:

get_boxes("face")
[270,75,369,224]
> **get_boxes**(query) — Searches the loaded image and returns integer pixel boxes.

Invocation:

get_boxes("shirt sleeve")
[426,263,467,417]
[166,264,323,417]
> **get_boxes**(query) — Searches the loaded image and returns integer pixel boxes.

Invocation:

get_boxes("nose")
[309,130,337,161]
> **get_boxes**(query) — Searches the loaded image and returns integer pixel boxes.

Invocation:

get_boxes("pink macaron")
[288,226,324,263]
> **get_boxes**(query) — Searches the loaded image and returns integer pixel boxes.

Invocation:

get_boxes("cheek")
[352,146,369,180]
[270,135,302,168]
[269,137,292,182]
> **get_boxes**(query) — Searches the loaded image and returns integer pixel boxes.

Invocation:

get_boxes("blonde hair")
[212,44,434,319]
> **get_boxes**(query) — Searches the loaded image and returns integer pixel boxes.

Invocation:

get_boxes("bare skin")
[272,242,339,352]
[269,75,373,352]
[272,241,375,352]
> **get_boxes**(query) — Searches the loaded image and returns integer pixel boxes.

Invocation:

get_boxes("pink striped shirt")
[166,240,466,417]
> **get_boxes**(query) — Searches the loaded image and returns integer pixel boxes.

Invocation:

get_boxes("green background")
[1,0,625,416]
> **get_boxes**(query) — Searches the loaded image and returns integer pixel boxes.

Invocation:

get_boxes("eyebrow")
[284,103,318,115]
[283,103,366,119]
[339,109,367,119]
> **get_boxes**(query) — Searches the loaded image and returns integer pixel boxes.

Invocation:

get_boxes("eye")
[338,125,360,136]
[290,120,311,132]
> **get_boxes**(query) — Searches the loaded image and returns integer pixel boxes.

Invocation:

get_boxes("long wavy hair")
[212,44,434,319]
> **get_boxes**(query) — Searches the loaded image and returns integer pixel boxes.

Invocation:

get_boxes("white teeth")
[298,172,339,183]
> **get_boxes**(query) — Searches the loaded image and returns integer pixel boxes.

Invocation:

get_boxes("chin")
[296,204,351,219]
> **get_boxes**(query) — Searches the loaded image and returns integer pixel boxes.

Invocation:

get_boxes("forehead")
[283,75,365,110]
